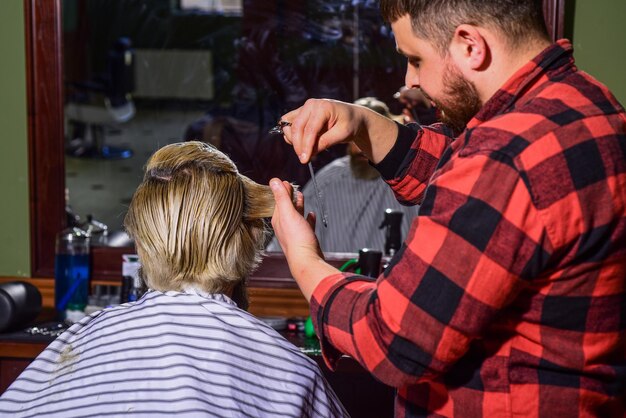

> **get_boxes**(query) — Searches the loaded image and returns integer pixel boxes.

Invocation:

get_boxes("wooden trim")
[0,342,50,359]
[0,275,310,318]
[4,247,356,307]
[0,277,54,309]
[91,246,136,281]
[248,252,357,289]
[26,0,65,278]
[0,276,310,318]
[248,287,309,318]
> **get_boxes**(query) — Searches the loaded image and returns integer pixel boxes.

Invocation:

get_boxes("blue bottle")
[55,227,90,322]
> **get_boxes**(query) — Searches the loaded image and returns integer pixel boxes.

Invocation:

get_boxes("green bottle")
[304,316,316,338]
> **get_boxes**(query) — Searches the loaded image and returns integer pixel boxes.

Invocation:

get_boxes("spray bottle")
[379,209,404,270]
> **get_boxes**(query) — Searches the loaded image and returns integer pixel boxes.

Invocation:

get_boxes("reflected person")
[0,141,348,418]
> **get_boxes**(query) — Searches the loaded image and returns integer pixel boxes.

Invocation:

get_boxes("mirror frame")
[27,0,66,279]
[26,0,565,281]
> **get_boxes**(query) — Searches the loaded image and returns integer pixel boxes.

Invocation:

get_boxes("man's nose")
[405,66,420,89]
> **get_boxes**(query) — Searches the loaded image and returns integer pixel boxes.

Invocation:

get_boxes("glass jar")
[54,227,90,322]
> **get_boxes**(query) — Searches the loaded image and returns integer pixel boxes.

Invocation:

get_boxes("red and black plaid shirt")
[310,40,626,417]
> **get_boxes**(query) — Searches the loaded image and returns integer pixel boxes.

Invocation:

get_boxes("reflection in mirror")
[61,0,406,239]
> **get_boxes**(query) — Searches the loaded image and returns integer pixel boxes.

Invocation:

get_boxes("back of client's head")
[124,141,275,296]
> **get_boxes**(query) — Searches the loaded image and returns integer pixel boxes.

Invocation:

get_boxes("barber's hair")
[380,0,549,54]
[124,141,282,294]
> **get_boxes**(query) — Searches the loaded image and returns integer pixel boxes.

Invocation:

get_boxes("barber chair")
[65,37,135,159]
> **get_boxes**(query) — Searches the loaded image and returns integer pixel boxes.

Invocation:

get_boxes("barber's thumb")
[270,178,292,209]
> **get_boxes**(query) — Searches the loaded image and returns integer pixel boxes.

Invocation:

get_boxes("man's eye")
[408,58,420,68]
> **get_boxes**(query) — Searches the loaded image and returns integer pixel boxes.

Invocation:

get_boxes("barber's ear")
[450,24,489,71]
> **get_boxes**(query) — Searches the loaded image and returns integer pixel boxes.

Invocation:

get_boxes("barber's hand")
[271,178,337,301]
[270,179,321,259]
[280,99,361,164]
[282,98,398,164]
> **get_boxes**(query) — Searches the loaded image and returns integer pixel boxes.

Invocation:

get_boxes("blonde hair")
[124,141,283,294]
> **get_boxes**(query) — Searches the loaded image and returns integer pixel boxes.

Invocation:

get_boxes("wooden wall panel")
[0,276,310,319]
[248,287,309,318]
[25,0,65,279]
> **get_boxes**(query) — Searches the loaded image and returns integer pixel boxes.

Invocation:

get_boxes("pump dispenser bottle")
[357,248,383,278]
[55,227,90,322]
[379,209,404,270]
[379,209,404,256]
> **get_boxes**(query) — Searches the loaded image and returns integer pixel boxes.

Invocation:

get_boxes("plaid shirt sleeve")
[375,122,455,205]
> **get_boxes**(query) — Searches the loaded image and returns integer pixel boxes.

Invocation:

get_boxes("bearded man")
[269,0,626,416]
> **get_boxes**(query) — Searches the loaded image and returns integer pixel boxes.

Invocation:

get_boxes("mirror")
[61,0,406,234]
[27,0,564,279]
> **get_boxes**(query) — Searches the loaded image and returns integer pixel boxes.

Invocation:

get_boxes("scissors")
[269,121,328,228]
[268,120,292,135]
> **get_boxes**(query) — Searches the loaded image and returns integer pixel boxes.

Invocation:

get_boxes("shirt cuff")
[374,122,421,181]
[310,273,351,370]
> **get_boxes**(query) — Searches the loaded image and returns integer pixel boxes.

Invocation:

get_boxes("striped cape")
[0,289,349,418]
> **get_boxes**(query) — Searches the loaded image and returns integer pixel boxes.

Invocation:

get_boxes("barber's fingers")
[318,123,352,153]
[294,189,305,216]
[284,106,317,164]
[281,99,335,164]
[297,106,331,164]
[270,178,297,216]
[306,211,316,230]
[280,109,298,146]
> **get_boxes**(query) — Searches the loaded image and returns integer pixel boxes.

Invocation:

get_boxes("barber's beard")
[429,64,482,134]
[349,155,380,180]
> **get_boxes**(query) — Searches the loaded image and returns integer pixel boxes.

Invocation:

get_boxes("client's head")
[124,141,276,304]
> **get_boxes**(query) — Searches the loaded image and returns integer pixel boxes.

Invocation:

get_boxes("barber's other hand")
[281,99,366,164]
[271,178,336,301]
[281,98,397,165]
[270,178,322,260]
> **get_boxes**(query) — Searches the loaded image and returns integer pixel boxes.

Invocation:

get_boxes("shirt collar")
[176,286,238,306]
[466,39,575,130]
